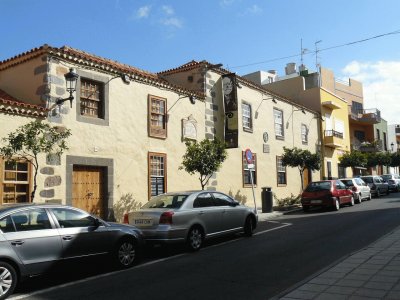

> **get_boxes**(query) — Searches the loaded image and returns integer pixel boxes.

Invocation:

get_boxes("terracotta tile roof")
[158,60,315,114]
[0,89,47,118]
[0,44,204,99]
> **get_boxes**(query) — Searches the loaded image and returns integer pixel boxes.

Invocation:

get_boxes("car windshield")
[381,175,391,180]
[305,181,331,192]
[361,177,373,183]
[341,180,354,187]
[142,194,188,209]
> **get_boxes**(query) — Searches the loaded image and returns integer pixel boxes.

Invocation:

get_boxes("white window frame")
[242,102,252,131]
[274,108,284,138]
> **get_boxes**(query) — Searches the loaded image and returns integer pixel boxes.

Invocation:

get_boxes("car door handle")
[62,235,73,241]
[11,240,24,246]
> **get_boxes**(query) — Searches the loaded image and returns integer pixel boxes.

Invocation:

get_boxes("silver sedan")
[128,191,258,251]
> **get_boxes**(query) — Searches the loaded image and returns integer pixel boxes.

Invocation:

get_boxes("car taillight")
[159,211,174,224]
[352,186,357,192]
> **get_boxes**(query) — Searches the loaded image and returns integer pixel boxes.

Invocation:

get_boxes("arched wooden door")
[72,165,106,218]
[302,168,312,190]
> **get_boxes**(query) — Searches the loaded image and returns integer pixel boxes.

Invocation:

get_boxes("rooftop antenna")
[315,40,322,86]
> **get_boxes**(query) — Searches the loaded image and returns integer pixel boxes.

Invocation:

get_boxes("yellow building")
[254,64,353,179]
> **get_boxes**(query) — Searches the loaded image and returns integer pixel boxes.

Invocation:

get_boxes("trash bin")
[261,187,273,213]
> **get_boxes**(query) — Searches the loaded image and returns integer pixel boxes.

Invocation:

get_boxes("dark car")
[301,180,354,212]
[360,175,390,197]
[381,174,400,192]
[0,204,144,299]
[128,191,258,251]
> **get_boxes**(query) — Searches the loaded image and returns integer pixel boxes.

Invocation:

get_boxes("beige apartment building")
[0,46,320,219]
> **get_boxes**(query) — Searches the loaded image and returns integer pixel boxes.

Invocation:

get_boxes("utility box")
[261,187,273,213]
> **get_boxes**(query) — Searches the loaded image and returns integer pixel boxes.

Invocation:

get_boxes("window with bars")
[273,108,284,139]
[301,124,308,144]
[242,102,252,131]
[276,156,287,185]
[148,153,166,198]
[242,152,257,187]
[1,161,30,204]
[80,79,103,118]
[148,95,167,138]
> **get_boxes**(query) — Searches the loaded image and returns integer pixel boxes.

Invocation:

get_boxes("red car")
[301,180,354,212]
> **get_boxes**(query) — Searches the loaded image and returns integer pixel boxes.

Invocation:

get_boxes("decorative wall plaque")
[182,115,197,140]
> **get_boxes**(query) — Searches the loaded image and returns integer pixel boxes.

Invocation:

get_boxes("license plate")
[134,219,153,226]
[311,200,322,204]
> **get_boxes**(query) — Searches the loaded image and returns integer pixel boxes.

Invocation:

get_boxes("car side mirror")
[231,201,240,207]
[93,218,101,228]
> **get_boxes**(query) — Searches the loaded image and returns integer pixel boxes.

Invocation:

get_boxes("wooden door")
[302,168,312,191]
[72,166,105,218]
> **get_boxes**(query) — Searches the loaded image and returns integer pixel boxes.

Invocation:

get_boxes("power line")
[231,29,400,70]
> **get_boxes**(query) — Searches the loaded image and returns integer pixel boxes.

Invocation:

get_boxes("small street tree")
[0,121,71,201]
[180,138,227,190]
[390,152,400,169]
[339,150,367,176]
[281,147,321,191]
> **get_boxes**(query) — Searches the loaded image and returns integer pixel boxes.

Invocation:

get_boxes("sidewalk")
[275,226,400,300]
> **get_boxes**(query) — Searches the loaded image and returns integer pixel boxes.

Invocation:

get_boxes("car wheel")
[244,216,254,237]
[355,193,362,204]
[349,196,355,206]
[333,198,340,211]
[368,192,372,201]
[376,189,380,198]
[0,261,17,300]
[302,206,310,212]
[386,188,390,195]
[186,226,204,251]
[115,238,137,269]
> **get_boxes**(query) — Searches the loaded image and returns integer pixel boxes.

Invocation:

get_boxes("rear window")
[305,181,331,192]
[361,177,373,183]
[142,194,188,209]
[341,180,354,187]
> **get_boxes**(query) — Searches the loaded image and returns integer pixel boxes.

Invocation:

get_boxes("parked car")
[127,191,258,251]
[360,175,390,197]
[301,180,354,212]
[339,177,372,203]
[0,204,144,300]
[381,174,400,192]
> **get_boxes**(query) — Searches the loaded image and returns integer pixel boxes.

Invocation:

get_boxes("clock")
[263,132,269,143]
[222,77,233,95]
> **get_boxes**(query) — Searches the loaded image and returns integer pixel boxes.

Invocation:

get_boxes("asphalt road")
[11,193,400,300]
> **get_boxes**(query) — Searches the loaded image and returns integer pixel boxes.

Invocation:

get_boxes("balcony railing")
[352,139,383,152]
[349,108,381,124]
[324,130,343,148]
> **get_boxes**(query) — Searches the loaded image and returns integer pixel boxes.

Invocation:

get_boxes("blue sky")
[1,0,399,123]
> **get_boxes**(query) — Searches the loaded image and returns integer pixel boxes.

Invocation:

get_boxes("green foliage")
[339,151,367,168]
[113,193,142,223]
[274,193,301,207]
[179,137,227,190]
[0,121,71,200]
[281,147,321,190]
[390,152,400,167]
[281,147,321,172]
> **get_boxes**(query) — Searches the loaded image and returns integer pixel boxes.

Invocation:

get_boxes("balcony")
[349,108,381,124]
[352,139,383,153]
[322,100,341,110]
[324,130,344,148]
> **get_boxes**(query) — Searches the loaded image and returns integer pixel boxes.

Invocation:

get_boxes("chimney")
[285,63,297,75]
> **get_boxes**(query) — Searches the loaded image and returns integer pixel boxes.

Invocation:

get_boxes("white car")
[128,191,258,251]
[340,178,371,203]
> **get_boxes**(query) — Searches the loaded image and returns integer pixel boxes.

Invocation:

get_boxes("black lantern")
[391,142,394,152]
[56,68,79,107]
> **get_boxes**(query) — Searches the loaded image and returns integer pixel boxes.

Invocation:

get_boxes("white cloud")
[341,60,400,124]
[162,5,174,15]
[220,0,236,7]
[245,4,262,15]
[161,17,183,28]
[136,6,151,19]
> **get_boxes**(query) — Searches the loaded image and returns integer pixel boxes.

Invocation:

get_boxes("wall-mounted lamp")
[121,74,131,84]
[56,68,79,108]
[189,96,196,104]
[255,96,277,119]
[391,142,394,152]
[294,108,306,114]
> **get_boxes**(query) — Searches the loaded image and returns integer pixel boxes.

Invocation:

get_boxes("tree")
[180,138,227,190]
[0,121,71,201]
[390,152,400,168]
[281,147,321,191]
[339,150,367,169]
